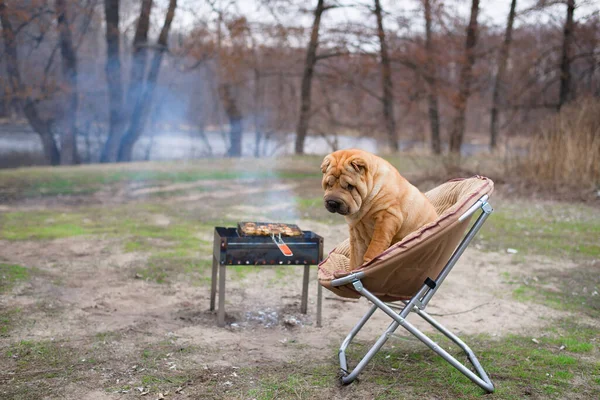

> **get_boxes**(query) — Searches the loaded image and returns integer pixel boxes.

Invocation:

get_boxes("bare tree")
[56,0,79,165]
[558,0,575,109]
[489,0,517,150]
[126,0,152,113]
[423,0,441,154]
[253,67,264,157]
[118,0,177,162]
[2,0,599,167]
[295,0,326,155]
[449,0,479,155]
[217,15,250,158]
[98,0,177,162]
[100,0,124,162]
[219,83,244,157]
[374,0,397,152]
[0,0,60,165]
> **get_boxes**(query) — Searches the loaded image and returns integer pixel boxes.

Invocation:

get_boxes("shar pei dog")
[321,149,438,270]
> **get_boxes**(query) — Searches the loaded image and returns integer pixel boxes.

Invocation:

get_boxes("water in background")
[138,130,382,159]
[0,125,381,161]
[0,123,489,162]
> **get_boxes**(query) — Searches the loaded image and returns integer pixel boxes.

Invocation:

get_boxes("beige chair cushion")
[318,176,494,301]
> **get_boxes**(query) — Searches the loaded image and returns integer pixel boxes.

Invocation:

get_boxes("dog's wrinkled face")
[321,151,369,216]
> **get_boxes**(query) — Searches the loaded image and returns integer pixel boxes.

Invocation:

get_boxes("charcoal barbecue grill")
[210,224,324,327]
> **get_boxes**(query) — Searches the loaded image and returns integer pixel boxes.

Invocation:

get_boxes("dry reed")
[514,98,600,190]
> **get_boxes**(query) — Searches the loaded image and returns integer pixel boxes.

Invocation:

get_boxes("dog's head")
[320,149,370,216]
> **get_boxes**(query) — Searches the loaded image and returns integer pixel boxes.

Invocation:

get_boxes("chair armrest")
[458,194,489,222]
[331,271,366,287]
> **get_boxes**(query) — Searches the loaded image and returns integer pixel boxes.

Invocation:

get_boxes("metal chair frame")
[330,195,495,392]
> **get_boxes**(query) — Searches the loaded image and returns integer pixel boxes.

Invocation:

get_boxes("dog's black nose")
[327,200,340,210]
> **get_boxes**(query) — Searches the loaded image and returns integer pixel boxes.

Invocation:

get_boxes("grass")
[505,259,600,318]
[478,200,600,259]
[136,257,213,284]
[2,339,90,400]
[0,151,480,204]
[94,331,122,344]
[0,205,216,245]
[0,307,21,337]
[125,340,195,393]
[292,196,340,224]
[245,365,334,400]
[0,159,323,201]
[3,336,194,399]
[140,374,190,390]
[3,323,598,399]
[247,373,323,399]
[123,239,155,252]
[0,202,227,285]
[6,339,78,369]
[294,197,323,210]
[5,181,596,270]
[239,320,599,400]
[0,211,97,240]
[0,263,29,293]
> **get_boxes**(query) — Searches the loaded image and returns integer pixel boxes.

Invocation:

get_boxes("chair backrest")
[319,176,494,301]
[425,177,493,215]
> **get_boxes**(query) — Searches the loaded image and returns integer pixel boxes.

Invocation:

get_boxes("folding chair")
[318,176,495,392]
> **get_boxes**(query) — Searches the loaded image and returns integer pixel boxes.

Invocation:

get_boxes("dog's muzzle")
[325,198,349,215]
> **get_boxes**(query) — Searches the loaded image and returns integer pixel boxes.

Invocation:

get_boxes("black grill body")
[213,227,324,266]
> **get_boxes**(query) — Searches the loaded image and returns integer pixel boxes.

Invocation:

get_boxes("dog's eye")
[347,184,354,191]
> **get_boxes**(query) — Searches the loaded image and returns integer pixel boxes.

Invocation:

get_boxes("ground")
[0,155,598,399]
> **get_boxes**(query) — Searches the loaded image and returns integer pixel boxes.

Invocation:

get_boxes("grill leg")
[210,255,218,311]
[316,281,322,327]
[301,264,310,314]
[217,263,226,327]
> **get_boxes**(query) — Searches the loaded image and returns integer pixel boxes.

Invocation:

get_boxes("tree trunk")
[587,23,596,90]
[126,0,152,111]
[449,0,479,155]
[115,0,153,162]
[490,0,516,150]
[219,83,243,157]
[253,68,263,158]
[295,0,325,155]
[56,0,79,165]
[424,0,441,155]
[117,0,176,162]
[0,0,60,165]
[100,0,124,162]
[374,0,398,152]
[558,0,575,110]
[0,98,5,118]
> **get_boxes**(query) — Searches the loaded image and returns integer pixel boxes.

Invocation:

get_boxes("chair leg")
[338,304,378,381]
[339,301,414,384]
[353,283,495,393]
[341,319,401,384]
[414,308,494,392]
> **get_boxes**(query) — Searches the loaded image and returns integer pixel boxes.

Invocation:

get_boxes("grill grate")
[237,221,303,237]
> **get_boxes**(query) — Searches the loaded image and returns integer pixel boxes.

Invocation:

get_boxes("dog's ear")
[350,157,367,174]
[320,156,331,173]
